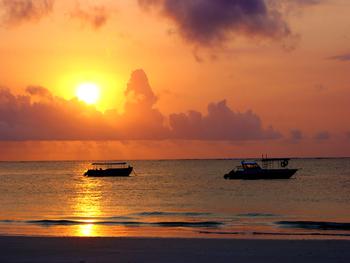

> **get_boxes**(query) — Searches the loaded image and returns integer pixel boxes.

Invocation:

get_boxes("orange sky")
[0,0,350,160]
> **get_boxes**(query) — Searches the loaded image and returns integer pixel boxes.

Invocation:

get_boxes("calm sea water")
[0,159,349,239]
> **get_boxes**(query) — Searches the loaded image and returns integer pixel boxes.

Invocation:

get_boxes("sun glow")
[78,224,97,237]
[76,83,100,104]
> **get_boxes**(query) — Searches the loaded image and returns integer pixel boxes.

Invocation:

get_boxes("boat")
[84,162,133,177]
[224,158,298,180]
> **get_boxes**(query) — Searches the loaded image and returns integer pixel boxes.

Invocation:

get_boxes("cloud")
[125,69,158,107]
[328,53,350,62]
[0,87,118,140]
[294,0,321,5]
[70,3,110,30]
[0,0,54,26]
[0,70,280,141]
[314,131,331,140]
[288,129,303,142]
[296,0,321,4]
[346,131,350,140]
[314,84,327,92]
[26,85,53,99]
[169,100,281,140]
[111,69,169,139]
[268,0,322,8]
[138,0,323,46]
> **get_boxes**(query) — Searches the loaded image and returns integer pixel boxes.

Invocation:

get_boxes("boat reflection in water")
[224,158,298,180]
[84,162,133,177]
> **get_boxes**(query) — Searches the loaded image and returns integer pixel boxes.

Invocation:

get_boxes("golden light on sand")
[76,83,100,104]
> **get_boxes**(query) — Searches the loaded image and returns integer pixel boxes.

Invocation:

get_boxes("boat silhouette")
[224,158,298,180]
[84,162,133,177]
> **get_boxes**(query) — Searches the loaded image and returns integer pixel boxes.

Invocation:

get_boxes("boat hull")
[224,168,298,180]
[84,167,133,177]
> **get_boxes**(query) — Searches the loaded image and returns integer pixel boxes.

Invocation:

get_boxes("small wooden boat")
[224,158,298,180]
[84,162,133,177]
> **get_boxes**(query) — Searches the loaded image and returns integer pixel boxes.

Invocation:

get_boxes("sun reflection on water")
[68,169,139,237]
[71,175,103,236]
[74,176,102,217]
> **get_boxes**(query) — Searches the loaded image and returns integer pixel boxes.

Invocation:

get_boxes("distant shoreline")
[1,236,349,263]
[1,156,350,162]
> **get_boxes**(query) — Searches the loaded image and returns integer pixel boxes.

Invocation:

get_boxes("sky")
[0,0,350,160]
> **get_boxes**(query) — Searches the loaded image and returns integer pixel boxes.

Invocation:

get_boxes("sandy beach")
[0,236,349,263]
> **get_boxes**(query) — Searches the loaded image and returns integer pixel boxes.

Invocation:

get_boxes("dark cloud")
[139,0,314,46]
[70,3,109,30]
[328,53,350,62]
[169,100,281,140]
[0,70,280,141]
[0,0,54,25]
[314,131,331,140]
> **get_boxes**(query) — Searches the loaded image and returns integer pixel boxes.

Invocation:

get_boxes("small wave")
[26,220,141,226]
[277,221,350,231]
[134,211,212,217]
[199,231,240,235]
[65,216,135,221]
[26,219,223,228]
[27,220,92,226]
[199,230,350,237]
[252,231,350,237]
[237,213,278,218]
[153,221,222,227]
[0,220,16,223]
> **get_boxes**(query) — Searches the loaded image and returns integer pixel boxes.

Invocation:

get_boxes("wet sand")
[0,236,349,263]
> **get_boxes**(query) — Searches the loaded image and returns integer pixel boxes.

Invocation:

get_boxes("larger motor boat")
[84,162,133,177]
[224,158,298,180]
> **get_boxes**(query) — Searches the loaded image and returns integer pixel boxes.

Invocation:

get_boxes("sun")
[76,83,100,104]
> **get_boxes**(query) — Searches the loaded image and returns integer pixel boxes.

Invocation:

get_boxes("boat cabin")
[224,157,297,180]
[241,161,261,170]
[84,162,133,177]
[238,159,291,171]
[261,158,290,169]
[91,162,130,170]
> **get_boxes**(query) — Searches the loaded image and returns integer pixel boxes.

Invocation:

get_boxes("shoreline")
[1,156,350,162]
[1,236,349,263]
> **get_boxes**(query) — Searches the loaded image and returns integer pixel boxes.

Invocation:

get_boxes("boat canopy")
[91,162,127,165]
[241,161,261,169]
[261,158,290,162]
[242,161,259,165]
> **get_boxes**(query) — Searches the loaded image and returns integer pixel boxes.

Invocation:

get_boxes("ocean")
[0,159,349,239]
